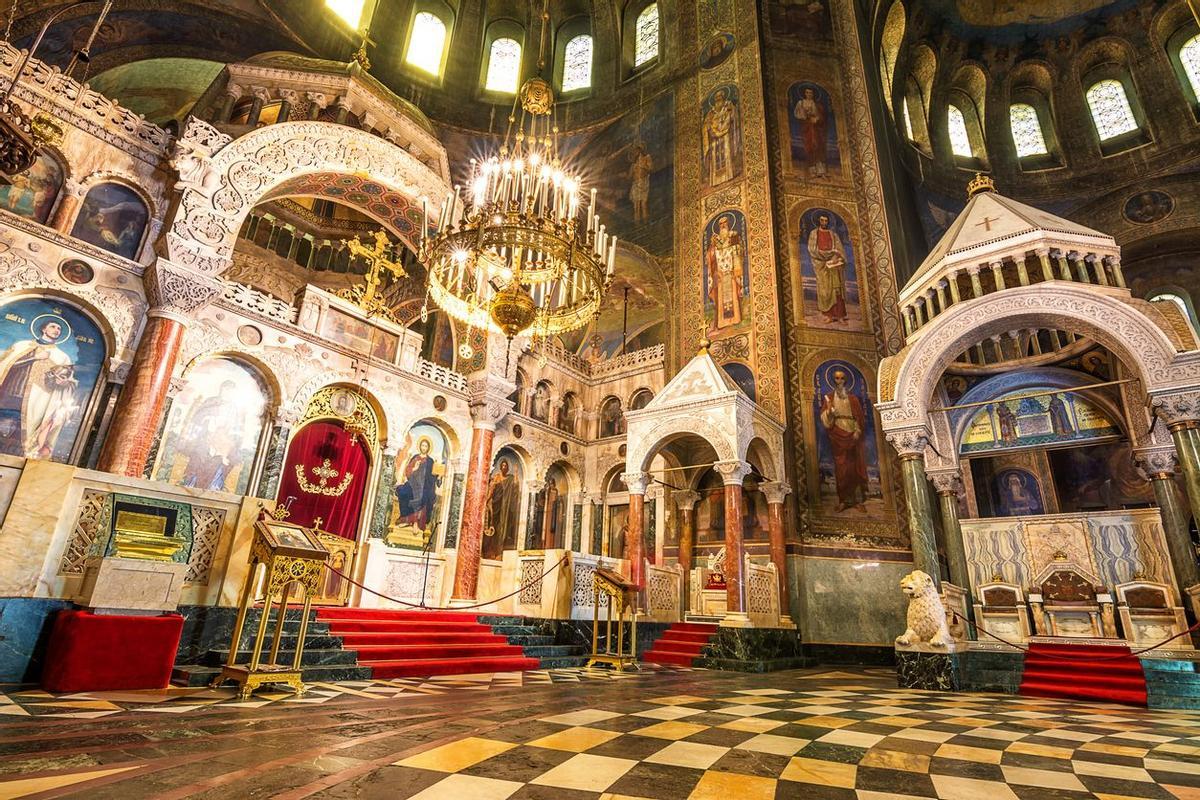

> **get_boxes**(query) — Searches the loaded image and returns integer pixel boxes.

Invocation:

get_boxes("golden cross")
[344,229,406,317]
[311,458,340,487]
[313,517,324,529]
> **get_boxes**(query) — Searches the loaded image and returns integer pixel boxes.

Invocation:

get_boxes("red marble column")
[451,424,495,601]
[675,490,699,610]
[97,314,186,477]
[723,481,746,614]
[626,492,645,589]
[764,483,791,619]
[51,180,84,233]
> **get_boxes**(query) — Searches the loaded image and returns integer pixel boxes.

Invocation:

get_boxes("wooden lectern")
[586,568,639,671]
[212,520,329,700]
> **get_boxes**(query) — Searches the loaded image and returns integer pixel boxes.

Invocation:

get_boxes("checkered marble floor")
[0,666,1197,798]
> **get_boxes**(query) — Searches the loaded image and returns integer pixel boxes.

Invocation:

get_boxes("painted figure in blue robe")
[395,437,440,531]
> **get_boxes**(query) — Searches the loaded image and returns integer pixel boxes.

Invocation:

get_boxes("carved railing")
[533,340,590,373]
[744,556,781,627]
[416,358,467,391]
[219,279,298,324]
[644,562,684,623]
[0,42,170,160]
[591,344,665,377]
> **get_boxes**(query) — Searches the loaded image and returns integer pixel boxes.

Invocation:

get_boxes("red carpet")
[42,610,184,692]
[1019,641,1147,706]
[316,608,540,678]
[642,622,719,667]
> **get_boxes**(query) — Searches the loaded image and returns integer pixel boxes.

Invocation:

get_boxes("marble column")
[215,86,240,123]
[674,490,699,609]
[255,414,295,499]
[276,89,296,124]
[888,430,940,587]
[621,471,652,590]
[51,178,85,233]
[369,445,399,541]
[450,377,513,602]
[305,92,327,120]
[715,460,752,623]
[1136,448,1200,606]
[761,481,793,624]
[98,262,219,477]
[967,265,984,298]
[930,472,971,610]
[246,87,270,127]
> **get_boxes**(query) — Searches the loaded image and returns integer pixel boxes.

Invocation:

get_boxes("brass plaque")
[114,509,168,536]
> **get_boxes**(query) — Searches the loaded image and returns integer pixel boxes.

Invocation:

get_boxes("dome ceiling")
[954,0,1117,27]
[914,0,1143,41]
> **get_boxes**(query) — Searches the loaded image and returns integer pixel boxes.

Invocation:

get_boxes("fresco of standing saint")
[800,207,861,330]
[0,298,105,463]
[788,82,839,178]
[701,85,743,189]
[703,210,750,334]
[813,360,882,516]
[482,448,522,559]
[388,421,448,549]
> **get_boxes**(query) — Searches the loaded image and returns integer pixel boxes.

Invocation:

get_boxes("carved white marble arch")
[877,284,1200,442]
[165,120,449,275]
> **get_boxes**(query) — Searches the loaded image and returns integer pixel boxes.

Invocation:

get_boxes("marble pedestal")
[76,557,187,614]
[895,643,965,691]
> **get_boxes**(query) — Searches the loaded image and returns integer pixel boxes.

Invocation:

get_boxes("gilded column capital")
[673,489,701,511]
[760,481,792,505]
[1133,448,1179,480]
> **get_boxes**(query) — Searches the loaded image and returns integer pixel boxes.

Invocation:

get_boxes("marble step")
[521,644,584,658]
[205,647,360,667]
[503,635,556,647]
[223,634,345,654]
[490,626,545,637]
[537,656,591,669]
[1140,659,1200,673]
[172,662,372,687]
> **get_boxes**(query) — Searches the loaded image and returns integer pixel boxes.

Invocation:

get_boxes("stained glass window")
[1085,79,1138,141]
[485,37,522,94]
[634,4,659,67]
[406,12,447,76]
[902,97,914,140]
[1009,103,1048,157]
[562,34,593,91]
[326,0,366,29]
[947,104,972,157]
[1181,34,1200,99]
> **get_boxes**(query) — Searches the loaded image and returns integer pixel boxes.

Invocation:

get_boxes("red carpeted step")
[352,643,526,660]
[1018,642,1147,707]
[366,655,541,678]
[658,631,714,645]
[643,621,720,667]
[640,650,698,667]
[316,608,515,623]
[336,631,511,646]
[320,619,495,633]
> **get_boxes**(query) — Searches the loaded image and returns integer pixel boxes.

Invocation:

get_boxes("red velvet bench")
[41,609,184,692]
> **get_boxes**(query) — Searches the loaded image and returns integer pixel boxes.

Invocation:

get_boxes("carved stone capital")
[277,88,300,103]
[1152,392,1200,429]
[928,471,964,496]
[305,91,328,108]
[673,489,701,512]
[713,460,752,486]
[620,471,653,495]
[274,407,302,428]
[466,375,516,431]
[645,484,665,501]
[62,178,86,198]
[250,86,273,102]
[760,481,792,505]
[144,259,221,319]
[166,376,188,398]
[1133,448,1178,481]
[107,358,132,384]
[886,428,930,459]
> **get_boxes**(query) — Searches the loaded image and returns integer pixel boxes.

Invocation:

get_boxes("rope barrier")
[951,610,1200,662]
[322,554,572,611]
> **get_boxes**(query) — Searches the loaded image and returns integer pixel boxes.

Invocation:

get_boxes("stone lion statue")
[895,570,954,648]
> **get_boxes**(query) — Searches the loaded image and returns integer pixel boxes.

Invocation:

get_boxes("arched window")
[1180,34,1200,99]
[629,388,654,410]
[879,1,906,114]
[485,37,522,94]
[561,34,593,91]
[947,104,972,157]
[1085,79,1138,141]
[1009,103,1049,157]
[326,0,367,29]
[901,97,915,140]
[406,11,448,76]
[153,357,270,494]
[634,3,659,67]
[1148,290,1198,332]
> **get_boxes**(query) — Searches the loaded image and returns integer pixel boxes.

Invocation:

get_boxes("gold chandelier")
[418,1,614,344]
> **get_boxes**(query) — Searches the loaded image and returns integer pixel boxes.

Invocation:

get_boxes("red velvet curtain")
[275,420,372,540]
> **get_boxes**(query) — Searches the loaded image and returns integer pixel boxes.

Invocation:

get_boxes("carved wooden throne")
[972,579,1033,644]
[1028,558,1116,638]
[1115,580,1191,650]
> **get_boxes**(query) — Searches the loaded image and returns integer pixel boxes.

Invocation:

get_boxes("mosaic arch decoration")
[0,297,106,462]
[167,120,448,274]
[959,387,1121,455]
[153,357,270,494]
[388,420,449,550]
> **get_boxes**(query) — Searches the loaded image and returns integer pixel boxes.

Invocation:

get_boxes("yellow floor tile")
[647,695,709,706]
[933,743,1004,764]
[780,756,857,789]
[1002,765,1087,792]
[407,774,522,800]
[859,748,930,773]
[540,709,625,726]
[530,753,638,792]
[395,737,516,772]
[932,775,1019,800]
[871,715,928,728]
[718,717,786,733]
[735,733,809,756]
[0,766,140,799]
[1078,741,1149,758]
[632,721,709,740]
[1005,741,1073,760]
[688,770,777,800]
[1165,787,1200,800]
[793,715,855,729]
[527,726,621,752]
[644,741,729,769]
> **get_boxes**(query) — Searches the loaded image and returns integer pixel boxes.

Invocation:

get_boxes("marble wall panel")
[799,555,908,645]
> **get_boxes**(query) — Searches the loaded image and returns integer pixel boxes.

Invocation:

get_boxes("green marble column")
[1139,449,1200,606]
[932,474,973,624]
[893,436,939,587]
[369,450,398,541]
[1169,422,1200,533]
[254,423,291,500]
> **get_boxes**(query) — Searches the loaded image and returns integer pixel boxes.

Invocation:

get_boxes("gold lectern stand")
[212,520,329,700]
[586,568,639,671]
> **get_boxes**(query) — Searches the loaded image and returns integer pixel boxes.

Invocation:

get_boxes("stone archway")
[166,120,449,275]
